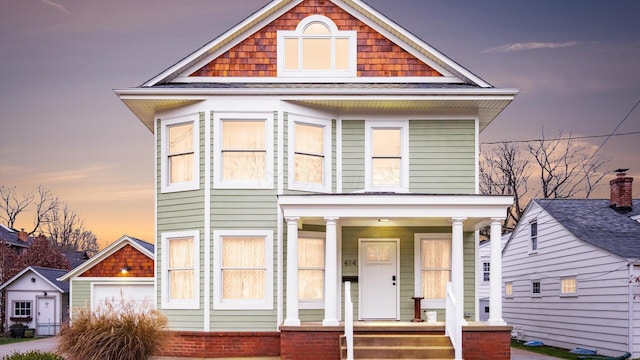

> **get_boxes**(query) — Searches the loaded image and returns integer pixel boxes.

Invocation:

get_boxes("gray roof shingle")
[30,266,70,293]
[534,199,640,259]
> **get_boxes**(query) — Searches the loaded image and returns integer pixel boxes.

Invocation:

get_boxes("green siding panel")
[341,120,365,192]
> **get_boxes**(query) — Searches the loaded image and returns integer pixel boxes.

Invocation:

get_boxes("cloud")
[40,0,72,15]
[483,41,580,53]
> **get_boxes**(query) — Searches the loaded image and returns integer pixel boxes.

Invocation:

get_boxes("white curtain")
[168,237,194,300]
[222,121,266,181]
[222,237,265,300]
[294,123,324,184]
[168,123,194,183]
[421,239,451,299]
[298,237,324,300]
[372,129,401,186]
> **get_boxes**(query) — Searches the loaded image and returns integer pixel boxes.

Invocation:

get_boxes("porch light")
[121,266,131,274]
[378,218,390,222]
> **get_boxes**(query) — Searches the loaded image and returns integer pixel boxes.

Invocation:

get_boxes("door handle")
[392,275,396,285]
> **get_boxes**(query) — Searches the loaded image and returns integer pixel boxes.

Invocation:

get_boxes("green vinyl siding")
[341,120,365,192]
[409,120,476,193]
[69,280,91,313]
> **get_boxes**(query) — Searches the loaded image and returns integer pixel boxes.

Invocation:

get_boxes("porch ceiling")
[279,194,512,231]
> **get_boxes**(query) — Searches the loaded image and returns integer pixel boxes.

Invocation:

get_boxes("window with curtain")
[298,236,325,301]
[168,122,194,184]
[221,236,266,300]
[213,230,273,310]
[221,120,266,181]
[168,237,194,300]
[372,128,401,187]
[294,122,324,185]
[161,114,199,193]
[161,230,199,309]
[420,238,451,300]
[505,282,513,297]
[278,15,356,77]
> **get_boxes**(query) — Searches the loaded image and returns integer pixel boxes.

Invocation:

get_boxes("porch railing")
[445,282,462,360]
[344,281,354,360]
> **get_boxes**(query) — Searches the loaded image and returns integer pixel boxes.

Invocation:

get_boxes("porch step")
[340,334,454,360]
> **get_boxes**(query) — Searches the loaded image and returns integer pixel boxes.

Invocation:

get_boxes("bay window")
[161,114,199,193]
[288,116,331,192]
[161,230,199,309]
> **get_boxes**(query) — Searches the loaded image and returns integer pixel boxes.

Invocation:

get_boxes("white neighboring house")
[477,233,509,321]
[502,172,639,358]
[0,266,69,336]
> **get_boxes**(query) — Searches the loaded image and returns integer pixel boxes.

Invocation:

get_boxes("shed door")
[36,297,56,336]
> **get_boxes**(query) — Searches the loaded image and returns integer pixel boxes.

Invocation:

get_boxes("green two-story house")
[116,0,518,359]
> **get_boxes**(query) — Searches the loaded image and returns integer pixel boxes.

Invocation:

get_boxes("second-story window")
[278,15,356,77]
[483,262,490,282]
[365,121,408,192]
[288,115,331,192]
[214,113,274,189]
[160,113,199,193]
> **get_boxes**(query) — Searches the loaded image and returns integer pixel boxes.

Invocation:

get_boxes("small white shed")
[0,266,69,336]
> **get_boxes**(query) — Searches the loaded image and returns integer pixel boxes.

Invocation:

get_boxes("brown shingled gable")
[79,244,154,278]
[190,0,441,78]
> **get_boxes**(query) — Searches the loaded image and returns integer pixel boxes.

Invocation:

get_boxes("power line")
[481,130,640,145]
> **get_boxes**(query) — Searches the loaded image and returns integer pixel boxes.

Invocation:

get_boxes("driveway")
[0,337,59,357]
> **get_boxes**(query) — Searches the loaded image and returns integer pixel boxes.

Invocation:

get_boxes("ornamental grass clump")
[57,299,169,360]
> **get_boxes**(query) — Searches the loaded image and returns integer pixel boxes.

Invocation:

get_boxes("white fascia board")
[170,76,464,84]
[143,0,301,87]
[115,87,519,98]
[340,0,492,87]
[278,194,513,218]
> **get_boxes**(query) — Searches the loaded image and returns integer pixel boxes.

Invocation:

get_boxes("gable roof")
[0,266,69,293]
[0,224,32,248]
[530,199,640,259]
[115,0,518,132]
[58,235,154,281]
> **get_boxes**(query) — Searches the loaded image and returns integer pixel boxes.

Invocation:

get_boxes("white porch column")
[451,217,468,326]
[323,217,340,326]
[284,217,301,326]
[487,218,507,325]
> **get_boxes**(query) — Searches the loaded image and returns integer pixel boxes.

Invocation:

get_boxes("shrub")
[2,350,64,360]
[57,299,168,360]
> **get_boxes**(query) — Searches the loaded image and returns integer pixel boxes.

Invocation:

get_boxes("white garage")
[92,283,155,311]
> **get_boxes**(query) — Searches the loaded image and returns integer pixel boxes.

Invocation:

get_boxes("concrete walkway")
[0,337,561,360]
[0,336,59,357]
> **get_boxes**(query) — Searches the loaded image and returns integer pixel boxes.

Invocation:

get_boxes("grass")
[0,336,37,346]
[512,340,637,360]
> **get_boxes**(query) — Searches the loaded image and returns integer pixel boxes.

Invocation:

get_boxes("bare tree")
[0,185,59,235]
[528,130,608,199]
[480,141,531,230]
[480,128,609,232]
[47,203,99,256]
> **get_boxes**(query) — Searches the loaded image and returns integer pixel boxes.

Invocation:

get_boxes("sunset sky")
[1,0,639,249]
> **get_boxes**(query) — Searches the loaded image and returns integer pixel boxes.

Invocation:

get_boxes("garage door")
[92,283,155,312]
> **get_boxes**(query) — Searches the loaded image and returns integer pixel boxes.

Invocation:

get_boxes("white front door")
[36,297,56,336]
[359,239,399,320]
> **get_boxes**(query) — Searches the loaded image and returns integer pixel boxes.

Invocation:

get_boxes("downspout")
[627,258,637,355]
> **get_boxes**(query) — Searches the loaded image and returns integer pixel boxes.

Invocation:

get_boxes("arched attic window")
[277,15,357,77]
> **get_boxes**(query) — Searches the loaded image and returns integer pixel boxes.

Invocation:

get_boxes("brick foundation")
[462,325,512,360]
[280,326,342,360]
[160,331,280,358]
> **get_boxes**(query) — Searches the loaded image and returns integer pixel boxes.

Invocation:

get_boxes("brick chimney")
[17,229,28,242]
[610,169,633,212]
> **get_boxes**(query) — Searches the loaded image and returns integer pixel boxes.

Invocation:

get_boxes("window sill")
[10,317,32,323]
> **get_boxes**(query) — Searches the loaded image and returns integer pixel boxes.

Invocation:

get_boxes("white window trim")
[298,230,326,309]
[277,14,357,78]
[161,230,200,310]
[414,233,450,309]
[560,276,578,297]
[531,280,542,298]
[529,221,538,254]
[288,115,332,193]
[365,120,409,192]
[13,301,32,317]
[482,262,490,283]
[160,113,200,193]
[213,229,274,310]
[213,112,274,189]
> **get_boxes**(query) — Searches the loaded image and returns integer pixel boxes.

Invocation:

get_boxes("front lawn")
[0,336,37,346]
[512,340,636,360]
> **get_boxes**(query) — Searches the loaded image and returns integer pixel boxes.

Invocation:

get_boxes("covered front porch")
[278,193,511,359]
